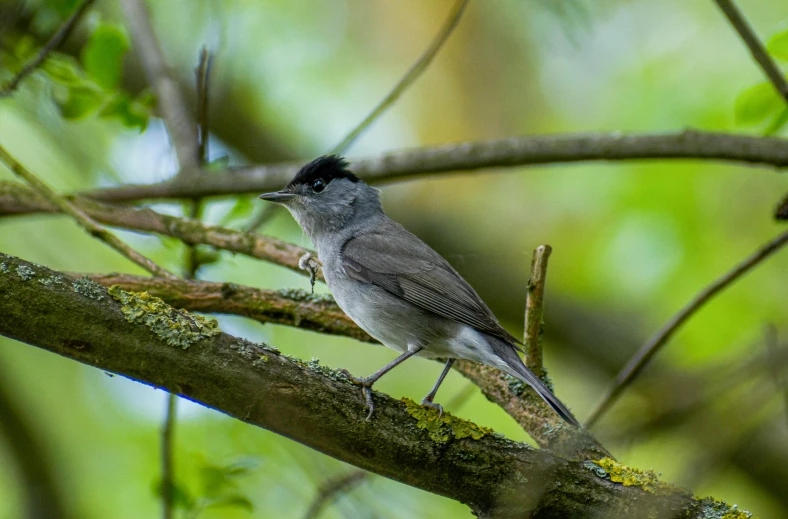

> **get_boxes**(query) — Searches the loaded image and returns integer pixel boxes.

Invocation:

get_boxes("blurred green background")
[1,0,788,517]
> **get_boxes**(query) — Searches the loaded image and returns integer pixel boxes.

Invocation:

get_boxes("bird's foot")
[419,397,444,420]
[298,252,320,294]
[339,369,376,420]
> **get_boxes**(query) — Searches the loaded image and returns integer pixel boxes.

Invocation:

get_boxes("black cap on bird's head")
[258,155,360,203]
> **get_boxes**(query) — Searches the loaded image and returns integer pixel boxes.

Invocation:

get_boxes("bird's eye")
[311,179,326,192]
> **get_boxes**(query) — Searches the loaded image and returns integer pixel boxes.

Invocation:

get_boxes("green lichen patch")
[38,274,66,287]
[278,288,335,304]
[698,497,754,519]
[303,357,350,383]
[108,285,220,349]
[402,397,493,443]
[15,265,35,280]
[0,262,8,273]
[72,276,106,300]
[584,458,686,496]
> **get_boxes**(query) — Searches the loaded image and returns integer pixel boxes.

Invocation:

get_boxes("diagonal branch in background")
[713,0,788,105]
[0,252,748,519]
[331,0,469,155]
[75,130,788,203]
[87,272,607,459]
[0,182,316,279]
[0,0,96,97]
[524,244,551,380]
[120,0,200,173]
[586,228,788,428]
[0,145,176,279]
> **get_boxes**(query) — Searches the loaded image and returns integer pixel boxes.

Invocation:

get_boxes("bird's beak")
[258,191,296,203]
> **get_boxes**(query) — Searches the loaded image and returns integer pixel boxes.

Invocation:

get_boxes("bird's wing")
[341,229,522,347]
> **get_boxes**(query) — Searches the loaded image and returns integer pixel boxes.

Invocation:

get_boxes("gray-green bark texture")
[0,253,749,518]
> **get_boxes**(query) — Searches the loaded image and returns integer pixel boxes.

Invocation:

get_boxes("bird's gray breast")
[320,251,454,355]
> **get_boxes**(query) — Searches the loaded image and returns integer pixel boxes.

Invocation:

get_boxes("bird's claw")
[420,398,444,420]
[339,369,377,420]
[298,252,320,294]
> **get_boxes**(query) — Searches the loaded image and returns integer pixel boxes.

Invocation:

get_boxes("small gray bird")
[258,155,579,426]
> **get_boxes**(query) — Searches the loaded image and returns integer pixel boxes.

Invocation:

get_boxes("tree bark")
[0,253,746,518]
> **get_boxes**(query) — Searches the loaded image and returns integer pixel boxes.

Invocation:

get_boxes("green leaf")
[56,84,105,119]
[734,82,783,126]
[42,53,83,86]
[99,92,152,131]
[202,494,254,512]
[81,24,129,90]
[767,29,788,62]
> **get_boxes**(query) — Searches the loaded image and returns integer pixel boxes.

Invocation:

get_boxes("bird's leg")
[420,359,455,418]
[298,252,320,293]
[340,346,423,420]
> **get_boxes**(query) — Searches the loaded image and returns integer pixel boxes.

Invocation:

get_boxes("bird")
[258,155,580,426]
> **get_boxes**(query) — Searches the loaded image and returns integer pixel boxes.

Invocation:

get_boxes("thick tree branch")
[0,252,745,518]
[713,0,788,105]
[11,130,783,205]
[120,0,200,173]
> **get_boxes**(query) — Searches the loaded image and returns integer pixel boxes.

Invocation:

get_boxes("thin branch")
[303,471,370,519]
[120,0,200,173]
[75,130,788,204]
[586,229,788,428]
[161,391,176,519]
[776,192,788,220]
[713,0,788,105]
[524,245,552,380]
[330,0,469,154]
[0,182,318,280]
[0,145,176,279]
[0,359,69,519]
[2,252,726,519]
[195,47,213,166]
[0,0,95,97]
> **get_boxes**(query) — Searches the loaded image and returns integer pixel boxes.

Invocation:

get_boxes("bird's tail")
[489,337,581,427]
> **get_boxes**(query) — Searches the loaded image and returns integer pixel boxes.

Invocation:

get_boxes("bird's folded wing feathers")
[341,231,522,346]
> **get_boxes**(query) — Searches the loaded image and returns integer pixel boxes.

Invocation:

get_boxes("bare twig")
[195,47,213,166]
[586,229,788,428]
[71,130,788,204]
[120,0,199,173]
[0,359,69,519]
[303,471,370,519]
[0,144,176,278]
[331,0,469,154]
[161,391,177,519]
[713,0,788,105]
[776,192,788,220]
[0,0,95,97]
[524,245,552,380]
